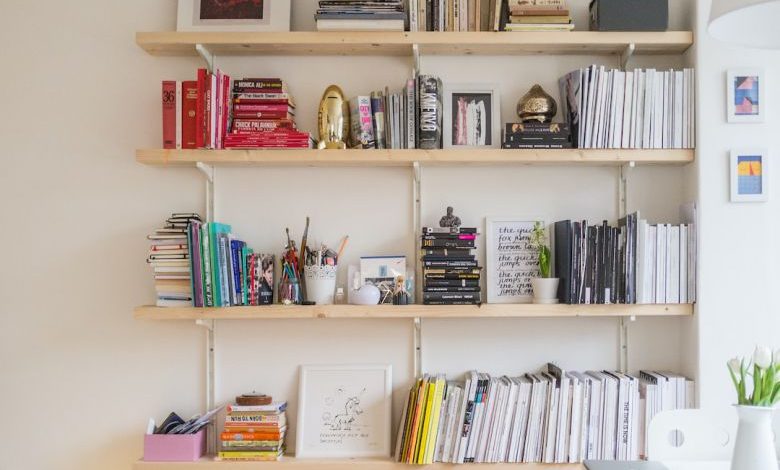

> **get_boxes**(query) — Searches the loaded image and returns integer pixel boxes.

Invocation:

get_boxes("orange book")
[221,432,283,441]
[404,377,429,463]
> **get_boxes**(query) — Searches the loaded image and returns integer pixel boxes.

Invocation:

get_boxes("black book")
[417,75,442,149]
[421,255,476,262]
[424,279,480,288]
[421,248,474,256]
[424,272,481,280]
[502,143,574,150]
[504,122,571,137]
[422,227,478,235]
[554,220,573,304]
[423,292,481,302]
[423,286,481,293]
[421,239,475,248]
[423,260,479,268]
[585,225,596,304]
[504,135,572,143]
[422,233,478,240]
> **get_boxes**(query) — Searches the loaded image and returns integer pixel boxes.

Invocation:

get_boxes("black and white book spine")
[417,75,442,149]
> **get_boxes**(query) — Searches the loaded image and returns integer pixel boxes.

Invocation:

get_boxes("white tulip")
[728,358,742,376]
[754,346,772,369]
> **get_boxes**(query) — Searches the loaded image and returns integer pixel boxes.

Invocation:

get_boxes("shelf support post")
[195,319,217,454]
[412,43,422,75]
[414,317,423,378]
[412,161,422,304]
[195,44,215,72]
[196,162,215,223]
[617,163,633,372]
[620,43,636,71]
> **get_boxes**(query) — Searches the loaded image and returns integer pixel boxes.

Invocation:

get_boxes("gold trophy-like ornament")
[517,84,557,123]
[317,85,350,149]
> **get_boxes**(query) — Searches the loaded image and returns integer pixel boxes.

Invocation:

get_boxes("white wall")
[693,0,780,409]
[2,1,760,469]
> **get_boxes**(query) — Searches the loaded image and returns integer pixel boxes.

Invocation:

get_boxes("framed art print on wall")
[295,364,392,459]
[727,68,765,123]
[730,149,769,202]
[443,83,501,149]
[177,0,291,32]
[485,217,543,304]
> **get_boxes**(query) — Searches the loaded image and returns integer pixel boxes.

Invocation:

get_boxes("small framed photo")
[443,83,501,149]
[177,0,291,32]
[730,149,769,202]
[295,364,392,458]
[727,68,765,123]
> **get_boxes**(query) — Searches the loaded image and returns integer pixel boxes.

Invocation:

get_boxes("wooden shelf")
[136,31,693,57]
[134,303,693,320]
[134,456,583,469]
[136,148,694,167]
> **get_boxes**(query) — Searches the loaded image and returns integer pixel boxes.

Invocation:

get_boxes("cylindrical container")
[304,265,338,305]
[731,405,779,470]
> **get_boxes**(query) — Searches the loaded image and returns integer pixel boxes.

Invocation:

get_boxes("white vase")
[731,405,779,470]
[531,278,559,304]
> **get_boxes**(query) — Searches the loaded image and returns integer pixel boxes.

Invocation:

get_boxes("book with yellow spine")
[416,377,437,464]
[423,374,447,464]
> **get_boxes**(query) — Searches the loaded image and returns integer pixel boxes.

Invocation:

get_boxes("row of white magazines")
[560,66,695,149]
[637,221,697,304]
[399,365,693,465]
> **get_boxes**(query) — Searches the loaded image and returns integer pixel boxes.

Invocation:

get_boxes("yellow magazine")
[416,378,436,464]
[424,375,447,464]
[398,379,419,462]
[405,377,427,463]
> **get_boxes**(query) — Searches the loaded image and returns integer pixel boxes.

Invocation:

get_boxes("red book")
[162,81,177,149]
[233,104,294,113]
[232,112,295,120]
[221,72,231,149]
[233,99,293,107]
[182,81,198,149]
[232,87,286,94]
[231,119,295,132]
[196,69,207,148]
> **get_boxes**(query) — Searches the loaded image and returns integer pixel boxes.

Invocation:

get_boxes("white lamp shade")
[709,0,780,49]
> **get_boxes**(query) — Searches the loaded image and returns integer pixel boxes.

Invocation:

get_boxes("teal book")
[241,246,252,305]
[208,222,232,307]
[201,223,213,307]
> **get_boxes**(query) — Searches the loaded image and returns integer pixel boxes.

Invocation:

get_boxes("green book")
[208,222,231,307]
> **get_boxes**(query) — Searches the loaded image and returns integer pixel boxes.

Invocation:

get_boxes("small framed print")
[727,68,765,123]
[177,0,291,32]
[730,149,769,202]
[443,83,501,149]
[295,364,392,459]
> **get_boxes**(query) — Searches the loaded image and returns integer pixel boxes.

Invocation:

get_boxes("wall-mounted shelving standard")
[136,31,693,57]
[134,303,693,320]
[136,148,694,167]
[133,457,584,469]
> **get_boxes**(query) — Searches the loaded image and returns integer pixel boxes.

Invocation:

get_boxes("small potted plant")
[529,222,559,304]
[727,346,780,470]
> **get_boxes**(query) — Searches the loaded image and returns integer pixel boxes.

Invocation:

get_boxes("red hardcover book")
[232,112,295,120]
[162,81,177,149]
[196,69,207,149]
[182,81,198,149]
[221,72,231,149]
[215,70,223,150]
[233,98,293,107]
[231,119,295,132]
[233,104,294,113]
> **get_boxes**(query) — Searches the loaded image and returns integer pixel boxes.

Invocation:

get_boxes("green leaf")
[753,364,763,405]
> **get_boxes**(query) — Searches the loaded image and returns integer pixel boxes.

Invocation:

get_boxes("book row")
[560,66,696,150]
[218,401,287,462]
[554,214,696,305]
[505,0,573,32]
[420,227,482,305]
[147,213,203,307]
[315,0,405,31]
[395,366,693,465]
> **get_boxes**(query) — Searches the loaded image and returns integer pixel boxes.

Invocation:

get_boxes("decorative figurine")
[439,206,462,228]
[392,275,410,305]
[317,85,350,149]
[517,85,558,123]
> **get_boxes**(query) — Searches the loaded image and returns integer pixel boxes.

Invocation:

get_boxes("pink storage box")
[143,429,206,461]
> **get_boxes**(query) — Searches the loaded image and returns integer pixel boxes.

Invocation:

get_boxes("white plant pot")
[731,405,779,470]
[531,278,559,304]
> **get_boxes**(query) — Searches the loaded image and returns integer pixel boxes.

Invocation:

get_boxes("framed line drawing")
[295,364,392,458]
[443,83,502,149]
[727,68,765,123]
[730,149,769,202]
[485,217,543,304]
[177,0,291,32]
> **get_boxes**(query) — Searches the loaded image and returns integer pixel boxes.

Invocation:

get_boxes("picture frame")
[727,68,765,123]
[443,83,501,149]
[485,217,543,304]
[730,149,769,202]
[295,364,392,459]
[176,0,291,32]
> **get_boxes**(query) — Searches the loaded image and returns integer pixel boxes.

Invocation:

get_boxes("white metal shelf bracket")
[620,43,636,71]
[195,44,215,72]
[412,161,423,379]
[414,317,423,378]
[195,318,217,454]
[196,162,215,223]
[617,163,633,372]
[412,43,421,75]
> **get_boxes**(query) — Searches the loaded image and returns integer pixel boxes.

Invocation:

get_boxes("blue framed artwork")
[731,149,769,202]
[727,69,765,123]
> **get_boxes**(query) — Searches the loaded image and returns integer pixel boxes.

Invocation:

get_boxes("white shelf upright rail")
[617,43,636,374]
[412,161,423,379]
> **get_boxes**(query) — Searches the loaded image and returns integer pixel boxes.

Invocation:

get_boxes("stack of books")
[218,401,287,462]
[421,226,482,305]
[395,366,694,464]
[560,66,696,149]
[224,78,312,149]
[502,122,573,149]
[408,0,507,32]
[148,213,201,307]
[553,213,696,305]
[187,221,275,307]
[505,0,573,32]
[315,0,405,31]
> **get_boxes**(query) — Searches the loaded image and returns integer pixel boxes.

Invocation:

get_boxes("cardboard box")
[589,0,668,31]
[143,429,206,462]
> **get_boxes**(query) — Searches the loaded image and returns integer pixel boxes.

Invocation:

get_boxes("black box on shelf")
[589,0,668,31]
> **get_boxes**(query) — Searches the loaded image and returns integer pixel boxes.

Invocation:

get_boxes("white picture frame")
[485,217,543,304]
[730,149,769,202]
[727,68,765,123]
[443,83,501,149]
[177,0,291,32]
[296,364,392,459]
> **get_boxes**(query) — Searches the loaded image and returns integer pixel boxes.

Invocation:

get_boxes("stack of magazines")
[315,0,405,31]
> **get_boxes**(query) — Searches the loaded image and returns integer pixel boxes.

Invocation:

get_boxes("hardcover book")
[418,75,443,149]
[350,96,376,148]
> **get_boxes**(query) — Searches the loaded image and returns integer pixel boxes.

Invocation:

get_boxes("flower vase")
[531,278,559,304]
[731,405,778,470]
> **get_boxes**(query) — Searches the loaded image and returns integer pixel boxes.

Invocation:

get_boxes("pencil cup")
[304,265,338,305]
